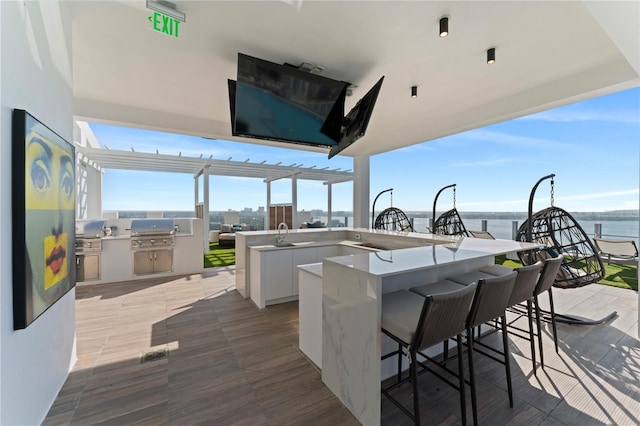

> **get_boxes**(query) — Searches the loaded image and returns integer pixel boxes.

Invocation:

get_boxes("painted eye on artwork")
[61,171,73,198]
[31,161,51,191]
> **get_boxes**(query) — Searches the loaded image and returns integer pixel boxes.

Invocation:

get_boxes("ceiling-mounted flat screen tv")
[328,76,384,159]
[233,53,347,147]
[228,79,237,131]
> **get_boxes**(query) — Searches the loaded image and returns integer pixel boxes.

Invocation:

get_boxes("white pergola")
[76,145,354,251]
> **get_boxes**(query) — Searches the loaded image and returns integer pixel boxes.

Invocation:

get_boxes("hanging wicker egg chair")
[516,206,604,289]
[431,184,469,237]
[374,207,414,232]
[433,208,469,237]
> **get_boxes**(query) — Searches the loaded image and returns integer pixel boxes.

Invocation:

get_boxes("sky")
[92,87,639,213]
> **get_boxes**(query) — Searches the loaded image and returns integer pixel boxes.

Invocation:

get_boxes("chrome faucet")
[277,222,289,244]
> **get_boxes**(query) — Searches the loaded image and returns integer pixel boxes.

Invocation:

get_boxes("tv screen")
[328,76,384,159]
[233,53,347,147]
[228,79,237,132]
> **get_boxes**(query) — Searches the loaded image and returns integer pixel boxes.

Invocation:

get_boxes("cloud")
[456,188,639,210]
[395,143,435,153]
[519,110,640,124]
[458,129,575,150]
[450,157,516,167]
[457,199,527,208]
[553,189,639,202]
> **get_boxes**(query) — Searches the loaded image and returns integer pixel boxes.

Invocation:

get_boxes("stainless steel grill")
[129,219,175,249]
[75,220,106,281]
[75,220,106,253]
[130,219,175,237]
[129,219,175,276]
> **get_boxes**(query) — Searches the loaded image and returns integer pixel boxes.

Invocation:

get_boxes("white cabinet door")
[153,249,173,273]
[133,251,155,275]
[316,245,339,261]
[264,250,293,300]
[339,246,372,256]
[291,247,318,296]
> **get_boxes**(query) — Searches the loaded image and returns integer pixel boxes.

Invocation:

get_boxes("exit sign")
[148,11,181,38]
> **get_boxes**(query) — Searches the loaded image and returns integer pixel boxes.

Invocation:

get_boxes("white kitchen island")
[248,240,380,308]
[235,227,456,300]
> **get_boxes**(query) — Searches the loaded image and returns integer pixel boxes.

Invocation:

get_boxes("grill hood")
[76,220,107,238]
[130,219,175,236]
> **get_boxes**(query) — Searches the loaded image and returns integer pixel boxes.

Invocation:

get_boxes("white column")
[194,174,199,210]
[326,183,333,227]
[203,169,210,253]
[292,176,298,228]
[265,181,271,230]
[352,155,370,228]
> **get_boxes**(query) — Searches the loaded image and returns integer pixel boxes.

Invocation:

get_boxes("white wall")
[75,122,103,219]
[0,2,76,424]
[352,155,370,228]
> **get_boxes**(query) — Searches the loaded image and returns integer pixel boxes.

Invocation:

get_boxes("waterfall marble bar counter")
[320,238,541,425]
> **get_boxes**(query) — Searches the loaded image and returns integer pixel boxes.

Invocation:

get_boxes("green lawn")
[495,255,638,291]
[204,243,235,268]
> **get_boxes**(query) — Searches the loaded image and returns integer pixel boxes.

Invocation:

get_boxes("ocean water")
[119,210,639,246]
[318,215,639,245]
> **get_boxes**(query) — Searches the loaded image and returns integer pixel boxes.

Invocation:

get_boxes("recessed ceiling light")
[487,47,496,64]
[439,17,449,37]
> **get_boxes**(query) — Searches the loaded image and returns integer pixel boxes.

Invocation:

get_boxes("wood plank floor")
[43,266,639,425]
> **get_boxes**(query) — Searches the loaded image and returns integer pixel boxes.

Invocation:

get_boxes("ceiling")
[69,1,639,159]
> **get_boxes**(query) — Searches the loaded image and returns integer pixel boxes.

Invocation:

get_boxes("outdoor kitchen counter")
[77,218,204,285]
[235,227,457,298]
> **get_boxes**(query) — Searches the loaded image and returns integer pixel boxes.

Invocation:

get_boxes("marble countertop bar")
[321,239,541,425]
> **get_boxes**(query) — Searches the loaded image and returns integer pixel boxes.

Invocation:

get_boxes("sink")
[274,242,295,247]
[358,242,389,250]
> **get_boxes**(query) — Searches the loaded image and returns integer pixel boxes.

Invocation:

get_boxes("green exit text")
[148,12,180,38]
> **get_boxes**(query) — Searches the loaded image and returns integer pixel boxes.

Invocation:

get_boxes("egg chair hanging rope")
[431,184,469,237]
[517,174,615,325]
[372,188,414,232]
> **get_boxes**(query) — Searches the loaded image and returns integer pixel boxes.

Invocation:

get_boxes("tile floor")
[43,266,639,425]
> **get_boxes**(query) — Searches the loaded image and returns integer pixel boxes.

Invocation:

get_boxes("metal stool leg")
[548,289,559,353]
[526,299,537,374]
[411,351,420,426]
[501,315,513,407]
[534,295,545,368]
[456,334,467,426]
[467,327,478,426]
[397,342,402,383]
